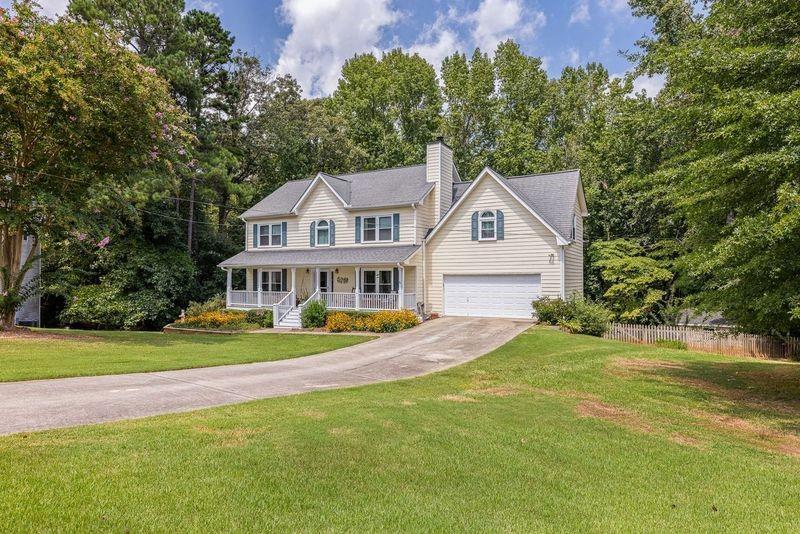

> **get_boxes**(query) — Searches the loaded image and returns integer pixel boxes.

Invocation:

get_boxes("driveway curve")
[0,317,530,435]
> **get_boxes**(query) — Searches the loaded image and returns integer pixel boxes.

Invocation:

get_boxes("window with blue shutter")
[471,212,478,240]
[330,220,336,246]
[392,213,400,242]
[497,210,504,240]
[281,222,287,247]
[252,224,258,247]
[355,216,362,243]
[309,221,316,247]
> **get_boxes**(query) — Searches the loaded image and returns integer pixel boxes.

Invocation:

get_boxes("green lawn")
[1,328,799,531]
[0,330,372,382]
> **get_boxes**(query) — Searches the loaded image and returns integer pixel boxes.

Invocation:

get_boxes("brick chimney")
[426,137,453,222]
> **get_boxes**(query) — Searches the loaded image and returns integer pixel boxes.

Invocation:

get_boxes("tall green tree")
[441,48,497,179]
[631,0,800,334]
[332,49,441,169]
[0,2,186,329]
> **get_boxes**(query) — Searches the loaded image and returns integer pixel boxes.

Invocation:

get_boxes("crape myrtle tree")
[0,2,186,329]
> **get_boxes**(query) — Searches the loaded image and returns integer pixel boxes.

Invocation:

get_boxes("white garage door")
[443,274,541,319]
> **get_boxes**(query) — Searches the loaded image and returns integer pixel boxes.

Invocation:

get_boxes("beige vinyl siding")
[564,196,584,296]
[245,181,417,250]
[414,189,437,244]
[424,176,562,314]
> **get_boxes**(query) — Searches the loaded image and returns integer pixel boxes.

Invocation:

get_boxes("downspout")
[422,238,427,316]
[559,245,566,299]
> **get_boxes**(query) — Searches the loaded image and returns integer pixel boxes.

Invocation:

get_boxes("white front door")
[443,274,541,319]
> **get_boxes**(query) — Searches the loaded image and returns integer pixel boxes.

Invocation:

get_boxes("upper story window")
[255,223,283,247]
[571,214,578,240]
[479,210,496,240]
[363,215,393,242]
[316,220,330,246]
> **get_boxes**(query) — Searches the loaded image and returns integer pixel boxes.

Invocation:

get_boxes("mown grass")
[1,328,798,531]
[0,329,372,382]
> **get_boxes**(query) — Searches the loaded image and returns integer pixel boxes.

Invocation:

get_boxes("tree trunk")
[0,226,26,330]
[187,177,196,254]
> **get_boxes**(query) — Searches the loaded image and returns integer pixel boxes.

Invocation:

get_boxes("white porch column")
[291,268,296,295]
[226,268,232,307]
[355,267,361,309]
[398,266,405,309]
[257,268,262,307]
[313,267,320,293]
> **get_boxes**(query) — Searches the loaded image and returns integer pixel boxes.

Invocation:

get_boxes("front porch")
[224,265,418,314]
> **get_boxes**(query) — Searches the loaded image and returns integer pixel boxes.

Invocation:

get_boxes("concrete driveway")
[0,317,531,435]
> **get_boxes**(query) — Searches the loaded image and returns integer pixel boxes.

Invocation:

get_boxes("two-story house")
[219,139,587,327]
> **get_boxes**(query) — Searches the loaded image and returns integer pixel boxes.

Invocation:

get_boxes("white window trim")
[478,210,497,241]
[361,214,394,243]
[572,214,578,240]
[315,219,331,247]
[260,270,283,292]
[256,222,284,248]
[362,269,394,294]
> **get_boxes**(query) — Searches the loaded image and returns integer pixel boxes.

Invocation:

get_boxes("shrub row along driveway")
[0,317,531,435]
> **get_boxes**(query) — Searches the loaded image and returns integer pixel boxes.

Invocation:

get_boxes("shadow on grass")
[32,329,313,349]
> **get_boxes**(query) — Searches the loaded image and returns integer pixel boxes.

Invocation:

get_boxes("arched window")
[316,219,330,246]
[479,210,496,240]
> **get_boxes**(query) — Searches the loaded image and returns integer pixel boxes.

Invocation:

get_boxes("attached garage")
[443,274,540,319]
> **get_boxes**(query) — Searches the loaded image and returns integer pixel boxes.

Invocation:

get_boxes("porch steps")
[276,308,301,329]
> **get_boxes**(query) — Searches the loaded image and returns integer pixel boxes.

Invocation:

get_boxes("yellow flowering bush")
[175,310,255,330]
[327,309,419,333]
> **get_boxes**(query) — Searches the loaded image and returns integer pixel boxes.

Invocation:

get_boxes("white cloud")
[566,47,580,65]
[598,0,630,15]
[409,12,464,73]
[35,0,69,17]
[569,1,590,25]
[469,0,546,54]
[632,73,665,96]
[276,0,401,97]
[186,0,221,14]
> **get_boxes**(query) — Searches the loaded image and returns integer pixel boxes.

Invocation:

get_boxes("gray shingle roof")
[504,170,581,239]
[219,244,420,268]
[240,163,465,218]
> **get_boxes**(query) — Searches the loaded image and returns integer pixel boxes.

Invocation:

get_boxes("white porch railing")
[403,293,417,311]
[228,290,290,308]
[359,293,398,310]
[273,290,295,324]
[321,292,357,309]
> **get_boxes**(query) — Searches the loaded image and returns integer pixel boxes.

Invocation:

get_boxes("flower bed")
[326,310,419,333]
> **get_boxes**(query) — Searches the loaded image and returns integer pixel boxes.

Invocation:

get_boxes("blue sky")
[18,0,661,97]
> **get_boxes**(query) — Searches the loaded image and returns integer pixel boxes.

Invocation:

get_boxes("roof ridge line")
[506,168,580,179]
[336,162,426,177]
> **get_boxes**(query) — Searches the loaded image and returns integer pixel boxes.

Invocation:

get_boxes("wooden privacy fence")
[604,323,800,360]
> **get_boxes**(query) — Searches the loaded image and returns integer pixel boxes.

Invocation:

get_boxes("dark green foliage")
[245,308,273,328]
[533,296,613,337]
[300,300,327,329]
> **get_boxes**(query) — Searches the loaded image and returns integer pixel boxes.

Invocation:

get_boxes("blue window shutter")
[252,269,258,290]
[330,219,336,246]
[252,224,258,248]
[392,268,399,292]
[355,216,361,243]
[392,213,400,242]
[281,269,288,291]
[497,210,504,240]
[281,222,287,247]
[310,221,316,247]
[471,212,478,240]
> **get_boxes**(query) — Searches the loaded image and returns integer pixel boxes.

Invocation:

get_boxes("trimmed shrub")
[326,312,354,332]
[174,310,258,330]
[300,300,327,328]
[533,296,613,337]
[245,308,273,328]
[186,294,226,318]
